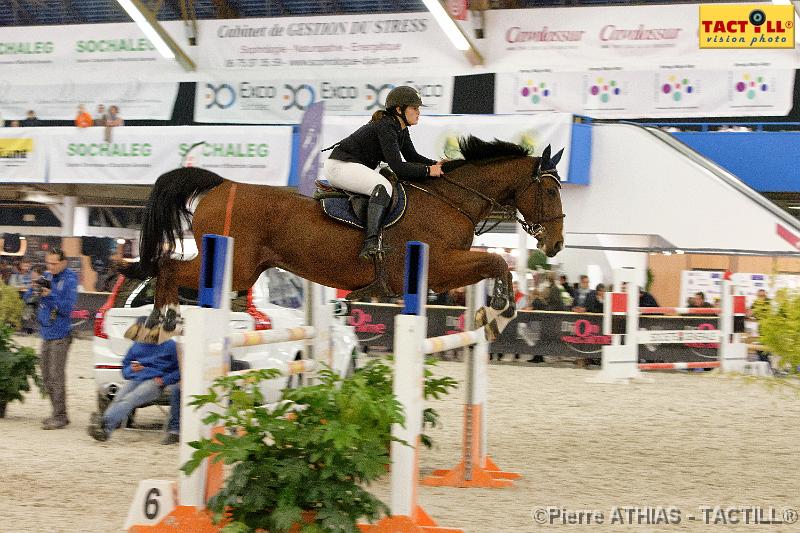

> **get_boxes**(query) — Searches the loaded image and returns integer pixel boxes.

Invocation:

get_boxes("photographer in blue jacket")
[38,249,78,430]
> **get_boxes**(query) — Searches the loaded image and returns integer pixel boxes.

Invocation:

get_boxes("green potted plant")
[358,356,458,449]
[0,282,42,418]
[752,288,800,384]
[182,360,405,533]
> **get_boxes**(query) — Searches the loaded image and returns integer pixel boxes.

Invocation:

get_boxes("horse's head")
[441,136,565,257]
[516,145,565,257]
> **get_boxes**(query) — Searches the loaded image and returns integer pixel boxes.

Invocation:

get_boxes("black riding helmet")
[384,86,426,108]
[385,86,425,127]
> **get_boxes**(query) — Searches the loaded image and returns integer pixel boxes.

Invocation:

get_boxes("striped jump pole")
[421,280,520,489]
[359,241,462,533]
[127,235,324,532]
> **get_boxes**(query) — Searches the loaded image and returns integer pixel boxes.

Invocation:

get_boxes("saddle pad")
[320,183,407,230]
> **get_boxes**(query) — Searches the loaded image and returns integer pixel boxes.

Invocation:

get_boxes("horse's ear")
[541,145,551,166]
[551,148,564,168]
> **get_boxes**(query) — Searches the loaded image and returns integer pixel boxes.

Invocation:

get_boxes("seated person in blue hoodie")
[88,335,180,442]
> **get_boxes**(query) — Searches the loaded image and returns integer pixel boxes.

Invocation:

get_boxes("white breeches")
[323,159,393,197]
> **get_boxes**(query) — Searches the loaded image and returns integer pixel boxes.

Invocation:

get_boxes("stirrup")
[359,240,382,261]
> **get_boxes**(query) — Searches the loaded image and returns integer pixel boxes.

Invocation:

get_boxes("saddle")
[312,168,407,230]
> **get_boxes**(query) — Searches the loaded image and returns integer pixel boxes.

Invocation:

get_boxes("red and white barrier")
[590,268,748,384]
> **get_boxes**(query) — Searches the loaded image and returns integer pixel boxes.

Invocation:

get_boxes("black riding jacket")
[329,114,436,181]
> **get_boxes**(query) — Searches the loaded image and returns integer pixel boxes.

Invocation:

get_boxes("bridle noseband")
[403,161,566,238]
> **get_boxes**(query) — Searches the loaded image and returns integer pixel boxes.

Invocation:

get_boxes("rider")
[323,85,444,261]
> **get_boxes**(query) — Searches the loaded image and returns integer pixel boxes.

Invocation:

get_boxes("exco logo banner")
[699,4,795,48]
[206,81,445,112]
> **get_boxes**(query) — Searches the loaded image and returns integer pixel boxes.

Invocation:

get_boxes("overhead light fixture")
[788,206,800,210]
[116,0,196,70]
[116,238,126,244]
[21,192,61,204]
[420,0,483,64]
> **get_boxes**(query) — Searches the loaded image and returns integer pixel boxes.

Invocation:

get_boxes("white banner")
[496,68,795,118]
[474,4,800,71]
[194,76,453,124]
[320,113,574,182]
[0,22,188,80]
[0,128,46,183]
[193,14,470,73]
[0,81,178,121]
[43,126,293,185]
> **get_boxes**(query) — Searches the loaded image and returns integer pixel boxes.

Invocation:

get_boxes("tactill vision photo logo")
[204,83,236,109]
[699,4,795,49]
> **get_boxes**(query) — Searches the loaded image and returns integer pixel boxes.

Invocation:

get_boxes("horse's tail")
[138,167,224,277]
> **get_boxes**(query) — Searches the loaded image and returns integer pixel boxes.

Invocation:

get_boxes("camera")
[35,277,51,290]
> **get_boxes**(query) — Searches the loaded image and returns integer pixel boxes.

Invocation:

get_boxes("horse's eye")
[547,188,558,198]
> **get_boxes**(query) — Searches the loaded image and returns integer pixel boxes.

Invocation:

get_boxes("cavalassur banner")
[319,113,574,182]
[194,76,453,124]
[468,4,800,70]
[0,128,46,183]
[0,126,293,185]
[495,68,795,118]
[0,81,179,121]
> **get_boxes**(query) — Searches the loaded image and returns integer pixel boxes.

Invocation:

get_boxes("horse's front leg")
[429,250,516,340]
[490,269,515,316]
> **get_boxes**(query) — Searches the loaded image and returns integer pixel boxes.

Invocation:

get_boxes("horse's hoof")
[490,296,507,311]
[144,315,161,330]
[475,307,489,328]
[158,326,180,345]
[143,328,162,345]
[124,322,142,341]
[163,309,178,332]
[484,320,501,342]
[501,305,516,319]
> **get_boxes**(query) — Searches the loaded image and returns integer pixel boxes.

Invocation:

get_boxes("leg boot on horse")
[359,184,392,262]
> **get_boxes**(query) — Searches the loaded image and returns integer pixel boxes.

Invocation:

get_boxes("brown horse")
[129,136,565,341]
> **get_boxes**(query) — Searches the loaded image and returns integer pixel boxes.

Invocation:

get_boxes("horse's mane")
[459,135,530,162]
[441,136,530,173]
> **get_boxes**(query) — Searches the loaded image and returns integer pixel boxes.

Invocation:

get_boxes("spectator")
[8,259,32,291]
[749,289,771,365]
[571,275,592,311]
[94,104,107,127]
[88,334,180,442]
[104,105,123,142]
[639,287,659,308]
[690,291,713,308]
[106,105,124,127]
[560,275,575,299]
[9,120,20,127]
[585,283,606,313]
[162,384,181,445]
[38,248,78,430]
[74,104,93,128]
[21,110,39,127]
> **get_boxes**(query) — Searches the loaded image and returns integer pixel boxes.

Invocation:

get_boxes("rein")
[402,166,565,238]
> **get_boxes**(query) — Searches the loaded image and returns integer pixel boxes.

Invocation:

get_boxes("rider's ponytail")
[371,109,389,122]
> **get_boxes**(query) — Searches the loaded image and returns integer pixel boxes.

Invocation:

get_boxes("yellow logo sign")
[699,4,795,48]
[0,138,33,159]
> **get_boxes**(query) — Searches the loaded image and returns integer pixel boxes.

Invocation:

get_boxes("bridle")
[403,159,566,237]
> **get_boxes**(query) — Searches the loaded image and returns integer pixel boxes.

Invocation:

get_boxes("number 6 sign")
[124,480,176,529]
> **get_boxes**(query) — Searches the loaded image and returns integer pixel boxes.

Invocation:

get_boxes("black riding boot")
[359,184,392,261]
